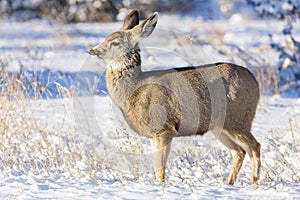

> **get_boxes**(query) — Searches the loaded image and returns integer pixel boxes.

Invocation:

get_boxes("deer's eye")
[111,41,120,46]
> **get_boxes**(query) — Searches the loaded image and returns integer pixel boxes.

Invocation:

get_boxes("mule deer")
[88,10,261,185]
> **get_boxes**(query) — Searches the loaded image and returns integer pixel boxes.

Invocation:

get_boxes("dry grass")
[0,66,109,183]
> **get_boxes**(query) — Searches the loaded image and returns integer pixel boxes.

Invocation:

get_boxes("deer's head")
[88,10,158,62]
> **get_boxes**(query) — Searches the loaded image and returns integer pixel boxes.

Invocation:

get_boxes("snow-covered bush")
[247,0,300,96]
[269,25,300,96]
[0,0,232,23]
[247,0,300,19]
[0,0,119,22]
[1,0,202,22]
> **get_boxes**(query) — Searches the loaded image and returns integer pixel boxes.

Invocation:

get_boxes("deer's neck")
[105,48,142,109]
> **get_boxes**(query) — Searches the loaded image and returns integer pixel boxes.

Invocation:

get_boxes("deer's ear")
[132,12,158,39]
[122,10,140,31]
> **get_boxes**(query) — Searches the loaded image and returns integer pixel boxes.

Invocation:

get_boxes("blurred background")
[0,0,299,97]
[0,0,299,23]
[1,0,300,97]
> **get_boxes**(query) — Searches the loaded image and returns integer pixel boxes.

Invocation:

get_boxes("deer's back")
[123,62,259,137]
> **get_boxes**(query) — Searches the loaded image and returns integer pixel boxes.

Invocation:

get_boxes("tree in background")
[0,0,243,22]
[247,0,300,96]
[247,0,300,19]
[0,0,119,22]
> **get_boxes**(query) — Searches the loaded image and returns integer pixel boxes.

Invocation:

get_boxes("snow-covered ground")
[0,95,299,199]
[0,13,300,199]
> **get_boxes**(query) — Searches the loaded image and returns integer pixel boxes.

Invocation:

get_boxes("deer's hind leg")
[150,130,176,182]
[223,131,261,185]
[214,131,246,185]
[244,133,261,185]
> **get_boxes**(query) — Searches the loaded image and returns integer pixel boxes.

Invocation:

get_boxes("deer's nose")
[87,49,96,55]
[87,48,106,56]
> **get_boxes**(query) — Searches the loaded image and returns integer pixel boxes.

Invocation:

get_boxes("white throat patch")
[108,60,121,70]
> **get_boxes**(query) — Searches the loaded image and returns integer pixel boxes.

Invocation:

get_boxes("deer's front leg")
[151,131,175,182]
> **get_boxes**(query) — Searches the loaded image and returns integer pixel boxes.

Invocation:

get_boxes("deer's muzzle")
[87,49,96,55]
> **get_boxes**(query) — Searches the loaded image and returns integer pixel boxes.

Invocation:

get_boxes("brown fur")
[88,10,261,185]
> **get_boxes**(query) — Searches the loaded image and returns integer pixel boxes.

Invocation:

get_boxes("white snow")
[0,95,299,199]
[0,11,300,199]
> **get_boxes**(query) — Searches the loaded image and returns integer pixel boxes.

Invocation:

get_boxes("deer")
[88,10,261,185]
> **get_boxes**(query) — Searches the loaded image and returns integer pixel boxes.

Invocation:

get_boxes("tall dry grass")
[0,61,110,184]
